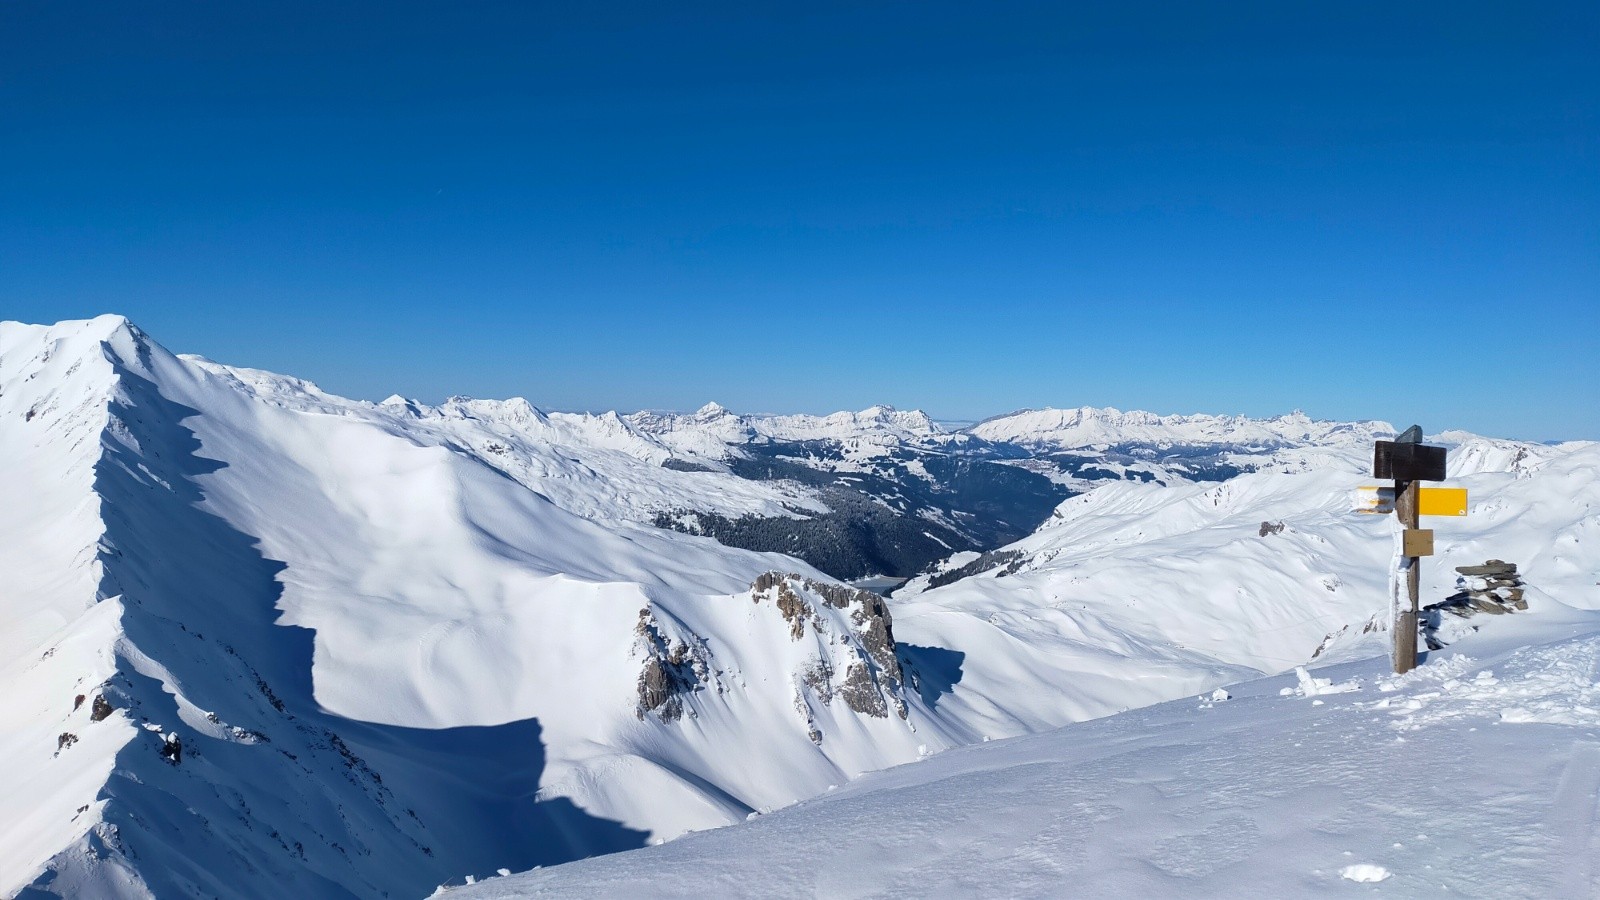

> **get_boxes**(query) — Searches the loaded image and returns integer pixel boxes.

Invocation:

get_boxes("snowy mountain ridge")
[968,405,1395,450]
[0,317,959,897]
[610,399,1419,578]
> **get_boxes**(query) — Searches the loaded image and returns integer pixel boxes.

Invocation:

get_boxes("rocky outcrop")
[631,574,910,733]
[752,572,906,720]
[633,608,712,721]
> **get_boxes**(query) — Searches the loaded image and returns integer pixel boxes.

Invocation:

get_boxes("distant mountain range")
[626,401,1396,580]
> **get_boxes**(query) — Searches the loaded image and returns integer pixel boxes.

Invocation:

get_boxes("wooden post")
[1393,480,1420,674]
[1371,427,1454,675]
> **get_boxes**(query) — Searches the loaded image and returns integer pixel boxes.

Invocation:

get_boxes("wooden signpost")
[1360,426,1466,674]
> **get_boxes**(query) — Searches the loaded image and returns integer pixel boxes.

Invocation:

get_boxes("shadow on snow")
[898,643,966,712]
[27,357,645,899]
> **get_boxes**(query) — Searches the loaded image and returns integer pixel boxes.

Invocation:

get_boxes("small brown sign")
[1403,528,1435,557]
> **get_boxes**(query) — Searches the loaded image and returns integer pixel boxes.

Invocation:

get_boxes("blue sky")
[3,2,1595,439]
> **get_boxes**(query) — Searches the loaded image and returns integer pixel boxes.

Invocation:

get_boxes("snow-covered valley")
[2,315,1596,898]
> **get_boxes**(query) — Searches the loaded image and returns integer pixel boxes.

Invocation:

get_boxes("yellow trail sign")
[1418,487,1468,517]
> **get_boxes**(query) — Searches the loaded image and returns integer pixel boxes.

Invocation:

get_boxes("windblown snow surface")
[2,315,1597,898]
[455,611,1600,899]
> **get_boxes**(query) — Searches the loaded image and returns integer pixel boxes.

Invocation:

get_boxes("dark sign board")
[1373,441,1447,482]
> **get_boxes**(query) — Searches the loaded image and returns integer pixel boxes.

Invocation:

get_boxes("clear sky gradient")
[3,2,1596,439]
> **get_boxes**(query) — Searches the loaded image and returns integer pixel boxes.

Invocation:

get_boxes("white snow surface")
[4,315,1597,898]
[455,614,1600,899]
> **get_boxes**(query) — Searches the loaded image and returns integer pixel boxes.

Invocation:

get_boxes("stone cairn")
[1421,560,1527,650]
[1427,560,1525,619]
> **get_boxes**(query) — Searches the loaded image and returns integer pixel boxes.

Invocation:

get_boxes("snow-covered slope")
[882,436,1599,740]
[0,318,948,897]
[457,605,1600,890]
[457,609,1600,899]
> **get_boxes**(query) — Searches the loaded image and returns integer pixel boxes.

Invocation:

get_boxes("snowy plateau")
[2,315,1597,899]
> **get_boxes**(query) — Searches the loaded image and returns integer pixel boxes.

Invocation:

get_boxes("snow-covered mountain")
[0,317,957,897]
[964,405,1397,491]
[970,405,1393,450]
[627,402,947,457]
[4,315,1595,897]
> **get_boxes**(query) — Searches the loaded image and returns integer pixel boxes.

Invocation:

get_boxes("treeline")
[925,549,1027,590]
[652,487,976,580]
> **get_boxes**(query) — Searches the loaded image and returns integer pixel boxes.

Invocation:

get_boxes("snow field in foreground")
[455,614,1600,899]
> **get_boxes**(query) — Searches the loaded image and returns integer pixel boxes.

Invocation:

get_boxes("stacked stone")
[1442,559,1527,616]
[1422,560,1528,650]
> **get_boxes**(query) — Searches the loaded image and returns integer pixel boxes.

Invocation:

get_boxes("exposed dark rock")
[159,733,182,765]
[660,458,716,473]
[838,662,889,717]
[851,598,902,689]
[637,658,678,718]
[773,579,815,640]
[1258,521,1286,537]
[57,732,78,751]
[633,607,709,721]
[750,571,787,594]
[73,694,85,712]
[89,694,113,722]
[1469,596,1508,615]
[636,573,912,727]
